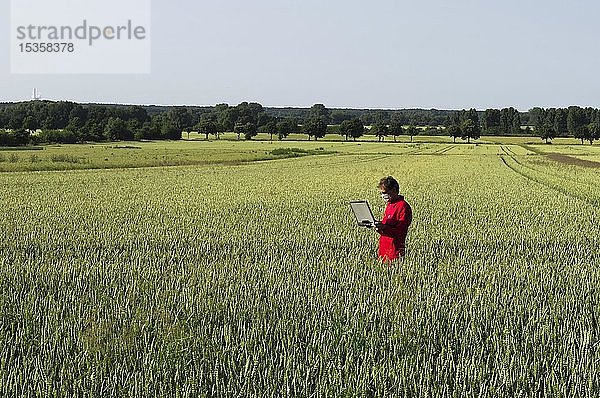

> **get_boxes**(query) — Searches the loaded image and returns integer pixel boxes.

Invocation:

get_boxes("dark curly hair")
[378,176,399,193]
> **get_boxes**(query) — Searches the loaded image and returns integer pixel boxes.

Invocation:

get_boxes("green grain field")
[1,138,599,396]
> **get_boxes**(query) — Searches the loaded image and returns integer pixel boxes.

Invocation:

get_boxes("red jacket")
[378,195,412,261]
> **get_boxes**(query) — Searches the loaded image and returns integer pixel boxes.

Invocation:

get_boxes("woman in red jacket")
[375,176,412,261]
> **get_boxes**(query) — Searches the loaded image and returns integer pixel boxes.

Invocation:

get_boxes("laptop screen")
[349,200,376,226]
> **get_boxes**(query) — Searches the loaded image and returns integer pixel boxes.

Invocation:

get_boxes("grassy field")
[1,137,599,396]
[1,134,597,172]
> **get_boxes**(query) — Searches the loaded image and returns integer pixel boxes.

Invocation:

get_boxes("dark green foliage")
[304,117,327,141]
[406,125,418,142]
[196,119,218,140]
[168,107,193,134]
[588,122,600,145]
[50,154,81,163]
[257,120,278,140]
[0,129,30,146]
[574,125,588,145]
[531,106,596,140]
[539,123,555,144]
[269,107,452,126]
[371,121,388,142]
[482,108,521,135]
[37,129,78,144]
[309,104,331,124]
[339,119,364,141]
[268,147,332,157]
[553,109,567,135]
[0,101,153,145]
[388,116,404,142]
[447,125,461,143]
[22,116,38,134]
[104,117,130,141]
[4,101,600,146]
[460,119,479,143]
[233,122,258,140]
[269,147,311,156]
[567,106,586,137]
[276,118,300,140]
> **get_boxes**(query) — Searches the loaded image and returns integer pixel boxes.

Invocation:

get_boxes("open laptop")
[349,200,380,228]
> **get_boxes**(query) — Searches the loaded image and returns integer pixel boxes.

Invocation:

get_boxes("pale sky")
[1,0,600,111]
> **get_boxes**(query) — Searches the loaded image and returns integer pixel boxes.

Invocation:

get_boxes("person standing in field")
[374,176,412,261]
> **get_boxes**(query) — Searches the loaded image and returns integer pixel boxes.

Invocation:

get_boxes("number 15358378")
[19,43,74,53]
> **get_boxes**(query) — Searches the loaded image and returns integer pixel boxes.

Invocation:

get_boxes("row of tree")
[445,106,600,144]
[265,107,453,126]
[529,106,600,144]
[445,109,482,143]
[0,101,380,144]
[0,101,182,145]
[1,101,600,146]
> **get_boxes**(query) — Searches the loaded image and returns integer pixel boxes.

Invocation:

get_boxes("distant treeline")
[0,101,599,146]
[528,107,600,144]
[266,108,455,126]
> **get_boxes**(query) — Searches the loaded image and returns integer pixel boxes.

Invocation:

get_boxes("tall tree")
[339,120,352,141]
[553,109,567,135]
[567,106,585,137]
[528,107,544,127]
[539,123,555,144]
[389,116,404,142]
[460,119,479,143]
[371,121,388,142]
[340,118,364,141]
[309,104,331,124]
[406,125,418,142]
[234,123,245,140]
[588,121,600,145]
[512,113,521,135]
[574,125,588,145]
[217,105,238,132]
[482,109,501,135]
[304,117,327,140]
[256,119,278,140]
[466,108,481,135]
[447,124,461,143]
[168,107,192,135]
[275,118,300,140]
[196,119,218,140]
[235,102,264,127]
[242,122,258,140]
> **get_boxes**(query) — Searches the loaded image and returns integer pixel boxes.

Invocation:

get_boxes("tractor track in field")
[513,153,600,193]
[500,146,519,156]
[498,147,600,191]
[517,144,545,155]
[298,153,392,168]
[434,145,456,155]
[509,153,600,191]
[516,143,600,168]
[499,155,600,207]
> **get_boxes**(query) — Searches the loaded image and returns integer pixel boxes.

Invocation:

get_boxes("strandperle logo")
[11,0,151,74]
[15,20,148,46]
